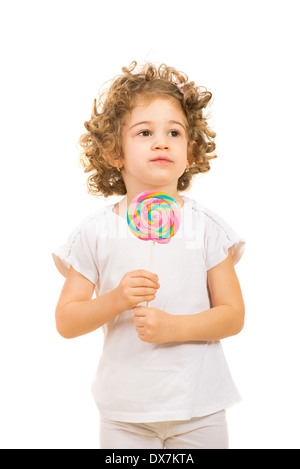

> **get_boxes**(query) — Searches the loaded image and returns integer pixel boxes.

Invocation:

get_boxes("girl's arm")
[172,248,245,341]
[132,249,245,343]
[55,266,159,339]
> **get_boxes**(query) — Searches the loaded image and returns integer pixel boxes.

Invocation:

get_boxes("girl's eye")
[138,130,181,137]
[168,130,180,137]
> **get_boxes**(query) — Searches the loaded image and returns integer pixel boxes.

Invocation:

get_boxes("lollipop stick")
[147,240,155,307]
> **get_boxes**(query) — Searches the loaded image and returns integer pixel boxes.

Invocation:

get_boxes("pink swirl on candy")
[127,191,181,244]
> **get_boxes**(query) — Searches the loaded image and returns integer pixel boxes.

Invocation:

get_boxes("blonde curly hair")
[79,61,217,197]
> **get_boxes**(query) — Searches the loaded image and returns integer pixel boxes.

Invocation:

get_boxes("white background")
[1,0,299,449]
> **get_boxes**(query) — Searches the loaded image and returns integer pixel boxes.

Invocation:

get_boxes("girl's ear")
[187,141,197,164]
[110,155,123,169]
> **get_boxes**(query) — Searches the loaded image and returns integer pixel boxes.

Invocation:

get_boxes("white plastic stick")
[147,240,155,307]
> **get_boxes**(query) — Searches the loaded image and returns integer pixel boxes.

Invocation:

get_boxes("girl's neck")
[113,192,185,220]
[128,189,184,207]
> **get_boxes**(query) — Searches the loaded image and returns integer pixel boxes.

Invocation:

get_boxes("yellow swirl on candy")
[127,191,181,244]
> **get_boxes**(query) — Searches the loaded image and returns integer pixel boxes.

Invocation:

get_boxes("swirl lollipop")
[127,191,181,244]
[127,191,181,305]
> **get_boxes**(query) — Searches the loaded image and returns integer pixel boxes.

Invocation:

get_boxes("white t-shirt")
[53,196,245,423]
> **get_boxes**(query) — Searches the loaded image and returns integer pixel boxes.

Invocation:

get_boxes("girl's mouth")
[150,157,172,163]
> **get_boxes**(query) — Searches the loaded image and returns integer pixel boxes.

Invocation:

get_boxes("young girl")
[53,61,245,449]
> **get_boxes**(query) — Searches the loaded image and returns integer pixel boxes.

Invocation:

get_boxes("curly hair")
[79,61,217,197]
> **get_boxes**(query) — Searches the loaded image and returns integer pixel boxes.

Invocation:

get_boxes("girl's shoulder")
[52,203,115,281]
[182,195,234,230]
[72,203,115,231]
[182,196,245,267]
[61,203,115,250]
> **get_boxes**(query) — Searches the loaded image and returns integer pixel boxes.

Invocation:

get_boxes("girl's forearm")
[56,289,122,339]
[170,305,245,342]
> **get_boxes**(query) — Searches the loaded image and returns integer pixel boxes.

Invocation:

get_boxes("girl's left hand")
[131,306,173,343]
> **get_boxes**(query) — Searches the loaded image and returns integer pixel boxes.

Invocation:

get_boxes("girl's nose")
[151,134,170,150]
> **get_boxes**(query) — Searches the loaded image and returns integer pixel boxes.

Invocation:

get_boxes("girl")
[53,61,245,449]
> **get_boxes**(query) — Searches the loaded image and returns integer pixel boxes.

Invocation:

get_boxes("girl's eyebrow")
[129,120,186,130]
[129,121,151,129]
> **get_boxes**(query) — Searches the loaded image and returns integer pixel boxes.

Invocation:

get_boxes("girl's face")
[120,97,192,199]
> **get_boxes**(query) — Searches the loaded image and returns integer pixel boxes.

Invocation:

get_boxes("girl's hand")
[115,270,160,312]
[131,306,173,343]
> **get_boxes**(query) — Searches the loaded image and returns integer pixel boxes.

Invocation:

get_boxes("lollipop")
[127,191,181,306]
[127,191,181,244]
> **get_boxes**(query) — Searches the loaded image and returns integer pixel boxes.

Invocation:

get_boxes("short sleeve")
[52,222,99,285]
[204,209,245,271]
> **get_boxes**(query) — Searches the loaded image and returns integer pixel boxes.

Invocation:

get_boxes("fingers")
[118,270,160,310]
[132,306,146,316]
[129,273,160,300]
[132,318,144,329]
[132,314,145,338]
[130,278,160,289]
[131,311,145,325]
[130,270,159,283]
[132,295,156,307]
[131,288,158,300]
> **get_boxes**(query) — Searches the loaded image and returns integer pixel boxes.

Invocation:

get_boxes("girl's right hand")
[114,270,160,312]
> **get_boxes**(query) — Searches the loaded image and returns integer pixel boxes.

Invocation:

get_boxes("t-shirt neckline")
[111,195,188,222]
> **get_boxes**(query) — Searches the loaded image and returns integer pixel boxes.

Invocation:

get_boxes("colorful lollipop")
[127,192,181,306]
[127,191,181,244]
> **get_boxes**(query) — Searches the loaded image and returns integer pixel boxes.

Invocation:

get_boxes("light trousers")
[100,410,228,449]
